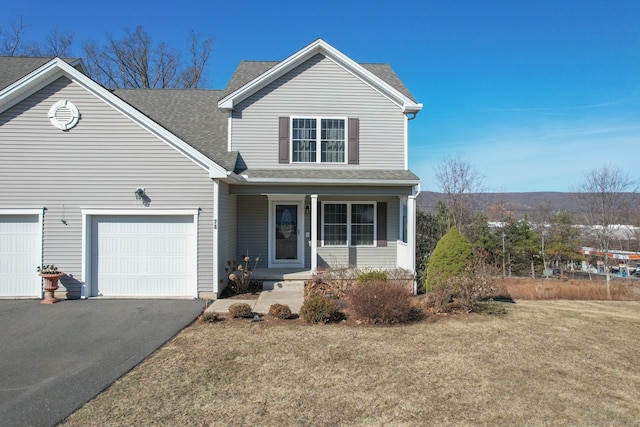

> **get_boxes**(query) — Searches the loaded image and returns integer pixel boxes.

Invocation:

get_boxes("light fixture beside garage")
[134,187,146,200]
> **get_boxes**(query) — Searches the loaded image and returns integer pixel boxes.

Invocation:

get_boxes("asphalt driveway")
[0,299,204,427]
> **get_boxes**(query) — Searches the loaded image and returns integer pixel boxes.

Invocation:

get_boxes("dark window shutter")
[348,118,359,165]
[317,202,322,247]
[376,202,387,247]
[279,117,289,164]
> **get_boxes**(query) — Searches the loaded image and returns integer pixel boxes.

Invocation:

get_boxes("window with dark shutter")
[348,117,359,165]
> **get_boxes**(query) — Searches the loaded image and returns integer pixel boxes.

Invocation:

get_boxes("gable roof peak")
[218,39,422,114]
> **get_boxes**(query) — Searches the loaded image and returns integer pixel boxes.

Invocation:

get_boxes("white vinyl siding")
[230,54,405,169]
[0,212,42,297]
[0,77,215,297]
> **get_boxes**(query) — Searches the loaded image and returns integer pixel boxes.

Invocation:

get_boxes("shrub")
[224,254,259,295]
[200,311,220,323]
[309,266,358,299]
[228,303,254,318]
[300,295,342,323]
[268,303,292,319]
[348,280,413,324]
[424,227,473,293]
[356,268,388,284]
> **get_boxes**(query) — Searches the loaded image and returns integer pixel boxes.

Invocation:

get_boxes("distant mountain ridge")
[418,191,584,219]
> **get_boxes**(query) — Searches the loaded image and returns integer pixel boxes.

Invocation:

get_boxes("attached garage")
[0,210,43,297]
[85,210,199,298]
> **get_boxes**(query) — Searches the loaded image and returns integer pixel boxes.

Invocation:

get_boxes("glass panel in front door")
[275,204,298,260]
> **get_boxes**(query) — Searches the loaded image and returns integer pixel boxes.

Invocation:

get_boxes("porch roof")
[231,168,420,185]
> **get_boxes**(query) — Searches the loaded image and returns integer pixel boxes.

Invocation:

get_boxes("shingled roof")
[0,56,81,91]
[113,88,238,171]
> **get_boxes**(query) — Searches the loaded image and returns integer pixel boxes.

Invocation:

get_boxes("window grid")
[351,204,374,246]
[321,119,345,163]
[323,203,347,246]
[322,202,375,247]
[291,117,345,163]
[292,118,317,163]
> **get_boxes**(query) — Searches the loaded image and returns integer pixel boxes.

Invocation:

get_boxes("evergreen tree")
[424,227,473,292]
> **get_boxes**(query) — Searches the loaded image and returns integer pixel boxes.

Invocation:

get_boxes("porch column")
[407,192,417,292]
[310,194,318,273]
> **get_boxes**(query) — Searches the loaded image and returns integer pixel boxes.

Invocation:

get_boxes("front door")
[270,201,304,268]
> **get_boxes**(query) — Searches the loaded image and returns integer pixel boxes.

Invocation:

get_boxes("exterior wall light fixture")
[134,187,145,200]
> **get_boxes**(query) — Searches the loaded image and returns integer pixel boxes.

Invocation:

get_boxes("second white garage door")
[0,213,42,297]
[90,215,197,297]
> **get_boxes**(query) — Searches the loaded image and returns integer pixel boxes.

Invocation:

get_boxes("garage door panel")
[0,215,41,297]
[91,215,196,297]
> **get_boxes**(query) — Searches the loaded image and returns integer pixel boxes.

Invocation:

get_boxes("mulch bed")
[217,281,263,300]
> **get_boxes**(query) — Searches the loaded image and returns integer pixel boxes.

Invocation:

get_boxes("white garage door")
[90,215,197,297]
[0,214,42,297]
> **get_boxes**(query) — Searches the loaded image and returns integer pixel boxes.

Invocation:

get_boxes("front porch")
[252,268,314,281]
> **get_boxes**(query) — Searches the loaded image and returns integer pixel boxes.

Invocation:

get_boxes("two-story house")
[0,39,422,300]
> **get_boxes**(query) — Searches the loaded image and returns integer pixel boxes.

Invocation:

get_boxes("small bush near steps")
[348,280,413,324]
[200,311,220,323]
[300,295,343,323]
[268,303,293,319]
[228,303,254,318]
[356,268,388,284]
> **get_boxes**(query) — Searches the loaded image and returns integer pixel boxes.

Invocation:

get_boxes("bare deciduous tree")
[0,16,27,56]
[45,29,74,57]
[0,18,73,57]
[82,26,213,89]
[434,156,484,232]
[574,165,637,298]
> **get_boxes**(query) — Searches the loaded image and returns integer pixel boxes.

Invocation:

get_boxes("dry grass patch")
[63,301,640,426]
[502,277,640,300]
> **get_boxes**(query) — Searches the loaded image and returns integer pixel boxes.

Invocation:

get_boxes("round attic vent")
[48,100,80,131]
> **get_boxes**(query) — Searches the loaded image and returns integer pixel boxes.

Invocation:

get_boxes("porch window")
[323,203,347,246]
[323,202,375,246]
[291,117,345,163]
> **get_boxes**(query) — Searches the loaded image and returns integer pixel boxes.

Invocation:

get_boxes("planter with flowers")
[37,265,65,304]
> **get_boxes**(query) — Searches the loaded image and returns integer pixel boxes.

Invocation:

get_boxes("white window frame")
[321,201,376,247]
[290,116,348,164]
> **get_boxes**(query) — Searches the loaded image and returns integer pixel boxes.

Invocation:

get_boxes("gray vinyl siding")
[235,195,269,268]
[234,194,400,271]
[216,180,237,293]
[0,77,215,297]
[231,54,406,169]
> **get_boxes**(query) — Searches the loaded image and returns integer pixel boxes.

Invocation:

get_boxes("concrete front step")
[207,280,304,315]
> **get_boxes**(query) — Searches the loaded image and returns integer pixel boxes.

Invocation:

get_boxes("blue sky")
[4,0,639,192]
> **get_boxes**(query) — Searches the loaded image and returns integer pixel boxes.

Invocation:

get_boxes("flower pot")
[40,273,64,304]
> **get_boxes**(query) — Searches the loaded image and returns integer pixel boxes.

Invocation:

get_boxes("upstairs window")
[291,118,345,163]
[280,117,358,165]
[292,118,317,162]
